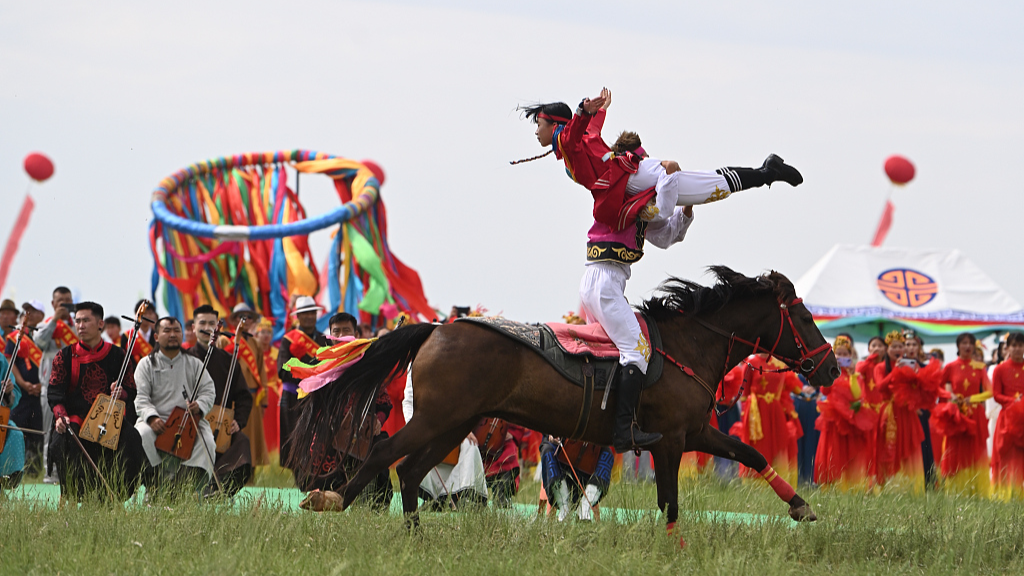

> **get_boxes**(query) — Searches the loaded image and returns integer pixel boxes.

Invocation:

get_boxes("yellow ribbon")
[748,393,764,442]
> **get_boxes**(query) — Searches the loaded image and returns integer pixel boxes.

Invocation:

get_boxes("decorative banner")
[149,150,436,340]
[0,195,35,296]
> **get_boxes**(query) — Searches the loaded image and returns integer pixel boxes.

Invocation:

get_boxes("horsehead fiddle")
[154,319,224,461]
[79,300,155,449]
[205,318,251,454]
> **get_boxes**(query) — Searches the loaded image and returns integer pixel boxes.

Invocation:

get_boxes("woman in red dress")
[728,354,803,487]
[874,331,941,493]
[934,333,992,495]
[815,336,879,490]
[990,332,1024,499]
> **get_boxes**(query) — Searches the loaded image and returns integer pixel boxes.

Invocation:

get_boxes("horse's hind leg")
[339,411,465,510]
[685,425,816,522]
[395,419,478,527]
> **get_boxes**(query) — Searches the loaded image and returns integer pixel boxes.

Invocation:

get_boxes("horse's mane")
[639,265,797,320]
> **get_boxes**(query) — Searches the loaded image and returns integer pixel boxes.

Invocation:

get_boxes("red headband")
[538,112,570,124]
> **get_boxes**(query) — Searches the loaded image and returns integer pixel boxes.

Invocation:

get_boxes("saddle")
[456,313,663,440]
[456,313,663,392]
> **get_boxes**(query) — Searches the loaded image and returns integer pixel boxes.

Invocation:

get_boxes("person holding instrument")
[187,305,253,496]
[6,300,45,475]
[34,286,77,484]
[1,340,27,492]
[49,302,146,501]
[134,316,216,496]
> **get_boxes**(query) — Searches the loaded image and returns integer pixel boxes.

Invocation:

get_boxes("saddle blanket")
[456,313,662,391]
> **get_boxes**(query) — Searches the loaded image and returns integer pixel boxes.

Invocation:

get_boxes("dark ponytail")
[519,102,572,125]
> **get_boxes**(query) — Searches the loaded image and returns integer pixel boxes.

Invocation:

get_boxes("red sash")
[70,341,113,391]
[52,319,79,347]
[6,331,43,368]
[68,341,113,425]
[237,337,261,384]
[124,329,153,363]
[285,329,320,360]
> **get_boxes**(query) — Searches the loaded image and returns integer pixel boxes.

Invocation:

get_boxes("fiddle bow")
[206,318,250,454]
[79,300,154,449]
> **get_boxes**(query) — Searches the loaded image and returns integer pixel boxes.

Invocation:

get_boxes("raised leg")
[337,410,465,510]
[685,425,816,522]
[395,420,478,528]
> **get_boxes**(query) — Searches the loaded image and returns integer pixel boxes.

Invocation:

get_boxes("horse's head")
[641,266,840,389]
[753,270,840,388]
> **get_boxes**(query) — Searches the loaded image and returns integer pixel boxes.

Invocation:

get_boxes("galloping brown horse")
[290,267,839,529]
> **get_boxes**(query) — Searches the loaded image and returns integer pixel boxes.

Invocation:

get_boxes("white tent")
[794,244,1024,343]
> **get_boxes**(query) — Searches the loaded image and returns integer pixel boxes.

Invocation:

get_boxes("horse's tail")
[287,322,439,474]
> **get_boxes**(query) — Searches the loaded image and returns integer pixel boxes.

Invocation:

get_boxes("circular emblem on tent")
[877,268,938,308]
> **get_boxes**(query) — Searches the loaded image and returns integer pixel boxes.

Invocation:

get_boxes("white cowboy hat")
[291,295,324,316]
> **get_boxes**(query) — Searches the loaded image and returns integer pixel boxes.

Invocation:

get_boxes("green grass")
[3,469,1024,575]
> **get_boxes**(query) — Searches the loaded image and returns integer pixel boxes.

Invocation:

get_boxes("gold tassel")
[884,403,897,447]
[748,393,764,442]
[849,373,862,401]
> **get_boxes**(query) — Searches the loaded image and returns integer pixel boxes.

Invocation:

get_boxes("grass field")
[3,467,1024,576]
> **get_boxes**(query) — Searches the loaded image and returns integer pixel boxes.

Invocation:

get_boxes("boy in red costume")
[519,88,803,453]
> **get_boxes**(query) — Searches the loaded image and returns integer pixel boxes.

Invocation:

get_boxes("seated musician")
[473,417,524,508]
[187,305,254,496]
[540,436,614,521]
[134,317,217,496]
[297,313,392,511]
[49,302,146,501]
[1,352,26,492]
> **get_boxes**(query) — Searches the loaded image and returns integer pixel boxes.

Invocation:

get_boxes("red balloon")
[361,159,385,186]
[884,155,915,185]
[23,152,55,182]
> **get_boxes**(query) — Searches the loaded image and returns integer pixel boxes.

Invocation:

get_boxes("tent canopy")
[794,245,1024,343]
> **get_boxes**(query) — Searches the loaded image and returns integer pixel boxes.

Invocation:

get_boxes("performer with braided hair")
[518,88,804,453]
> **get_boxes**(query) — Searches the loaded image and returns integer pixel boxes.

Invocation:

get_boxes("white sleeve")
[402,368,415,422]
[645,208,694,249]
[133,358,160,423]
[34,317,59,352]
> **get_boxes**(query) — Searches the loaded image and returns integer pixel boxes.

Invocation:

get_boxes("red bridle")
[684,296,834,405]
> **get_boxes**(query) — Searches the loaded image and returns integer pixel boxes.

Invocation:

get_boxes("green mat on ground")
[4,483,794,526]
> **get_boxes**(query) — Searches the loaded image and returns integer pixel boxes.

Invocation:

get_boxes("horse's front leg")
[685,425,816,522]
[650,435,685,547]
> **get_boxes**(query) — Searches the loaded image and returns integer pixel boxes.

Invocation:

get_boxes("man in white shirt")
[134,316,217,495]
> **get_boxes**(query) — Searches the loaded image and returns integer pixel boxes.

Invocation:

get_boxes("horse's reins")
[654,297,833,414]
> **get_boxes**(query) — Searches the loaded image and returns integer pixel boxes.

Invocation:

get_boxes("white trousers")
[579,261,649,373]
[628,158,731,223]
[136,418,215,477]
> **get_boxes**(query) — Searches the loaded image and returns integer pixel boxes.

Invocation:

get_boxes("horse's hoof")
[300,490,345,512]
[788,503,817,522]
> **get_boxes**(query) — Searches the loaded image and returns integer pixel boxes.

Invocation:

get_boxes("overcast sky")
[1,1,1022,323]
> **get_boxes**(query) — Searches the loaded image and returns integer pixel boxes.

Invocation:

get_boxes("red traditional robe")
[814,368,879,489]
[262,348,281,454]
[874,360,941,492]
[991,359,1024,498]
[934,358,991,493]
[724,355,802,485]
[554,109,656,231]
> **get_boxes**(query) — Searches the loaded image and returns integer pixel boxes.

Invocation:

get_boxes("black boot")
[716,154,803,192]
[761,154,803,187]
[612,364,662,452]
